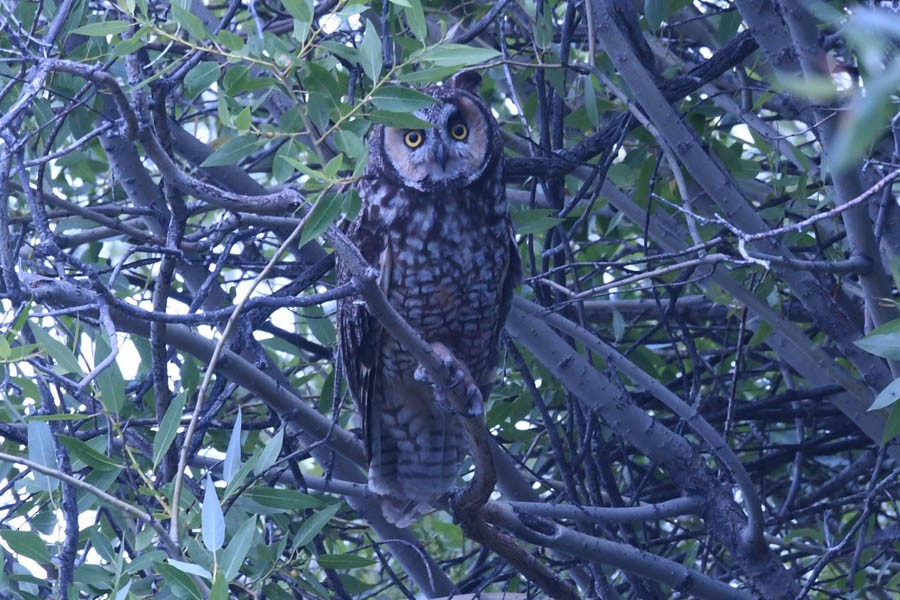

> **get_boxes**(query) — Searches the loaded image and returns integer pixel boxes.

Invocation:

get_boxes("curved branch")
[483,502,757,600]
[22,275,458,597]
[506,298,796,598]
[514,296,765,545]
[506,496,704,524]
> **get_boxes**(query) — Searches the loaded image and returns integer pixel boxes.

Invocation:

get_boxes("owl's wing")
[337,212,388,463]
[494,231,522,354]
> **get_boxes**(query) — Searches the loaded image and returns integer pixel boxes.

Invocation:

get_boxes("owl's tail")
[368,383,467,527]
[376,494,432,529]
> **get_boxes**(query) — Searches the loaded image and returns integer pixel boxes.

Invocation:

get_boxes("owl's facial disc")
[382,97,490,190]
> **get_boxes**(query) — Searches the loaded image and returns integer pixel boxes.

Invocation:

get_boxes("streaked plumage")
[337,73,520,527]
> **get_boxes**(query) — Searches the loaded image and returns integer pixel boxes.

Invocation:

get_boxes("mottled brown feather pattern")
[337,75,520,527]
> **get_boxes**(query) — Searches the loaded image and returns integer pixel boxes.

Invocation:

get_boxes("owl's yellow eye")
[404,130,424,148]
[450,123,468,141]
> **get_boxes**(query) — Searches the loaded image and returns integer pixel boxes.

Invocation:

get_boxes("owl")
[337,72,520,527]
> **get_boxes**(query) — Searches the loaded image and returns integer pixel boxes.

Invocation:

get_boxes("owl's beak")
[434,141,448,172]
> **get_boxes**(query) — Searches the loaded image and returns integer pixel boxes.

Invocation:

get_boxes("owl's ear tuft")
[447,71,482,94]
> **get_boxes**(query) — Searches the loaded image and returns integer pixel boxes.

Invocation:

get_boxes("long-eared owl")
[337,72,520,527]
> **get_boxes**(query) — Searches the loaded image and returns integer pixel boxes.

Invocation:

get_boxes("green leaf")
[220,516,257,581]
[418,44,500,67]
[222,453,258,499]
[870,376,900,411]
[404,0,427,41]
[882,403,900,444]
[209,570,228,600]
[153,391,187,469]
[202,474,225,552]
[200,136,261,167]
[87,525,117,563]
[8,300,31,336]
[293,503,341,548]
[74,564,114,591]
[71,20,132,36]
[300,193,344,246]
[222,65,250,93]
[27,420,58,492]
[157,562,204,598]
[533,8,553,49]
[0,560,9,596]
[282,0,313,21]
[773,73,840,102]
[281,155,324,183]
[216,29,244,52]
[359,20,382,82]
[748,320,773,348]
[333,129,366,159]
[319,40,358,64]
[243,487,321,510]
[123,550,166,575]
[316,553,376,569]
[366,111,434,129]
[171,2,207,40]
[217,96,232,127]
[76,469,121,512]
[223,408,242,483]
[234,106,251,132]
[94,334,125,414]
[322,154,344,180]
[113,580,132,600]
[612,309,625,341]
[398,66,465,84]
[181,357,200,396]
[110,26,151,57]
[512,208,563,235]
[303,304,336,346]
[28,322,82,376]
[317,367,336,413]
[253,426,284,476]
[56,435,123,470]
[645,0,665,32]
[168,558,212,580]
[830,61,900,171]
[0,530,51,564]
[716,9,742,44]
[890,253,900,293]
[0,343,38,363]
[370,86,437,112]
[184,61,220,100]
[854,319,900,360]
[583,74,598,128]
[273,140,298,183]
[605,209,624,234]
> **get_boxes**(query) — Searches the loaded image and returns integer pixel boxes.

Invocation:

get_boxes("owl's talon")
[414,342,484,417]
[413,364,431,385]
[433,390,455,414]
[463,384,484,417]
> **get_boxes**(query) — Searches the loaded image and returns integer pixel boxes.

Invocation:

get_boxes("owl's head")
[371,73,501,191]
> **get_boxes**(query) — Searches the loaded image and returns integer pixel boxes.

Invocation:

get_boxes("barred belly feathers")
[337,72,520,527]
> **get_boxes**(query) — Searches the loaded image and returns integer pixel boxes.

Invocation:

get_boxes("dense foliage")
[1,0,899,598]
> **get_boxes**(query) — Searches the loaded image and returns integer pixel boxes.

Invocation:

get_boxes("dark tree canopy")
[0,1,899,599]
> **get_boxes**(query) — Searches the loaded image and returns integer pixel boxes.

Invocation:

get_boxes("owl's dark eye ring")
[450,123,468,141]
[404,130,424,148]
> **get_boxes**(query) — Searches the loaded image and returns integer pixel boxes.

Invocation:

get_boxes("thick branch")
[506,301,796,599]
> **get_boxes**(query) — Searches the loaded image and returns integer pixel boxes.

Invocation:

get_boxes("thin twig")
[0,451,178,553]
[170,199,315,540]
